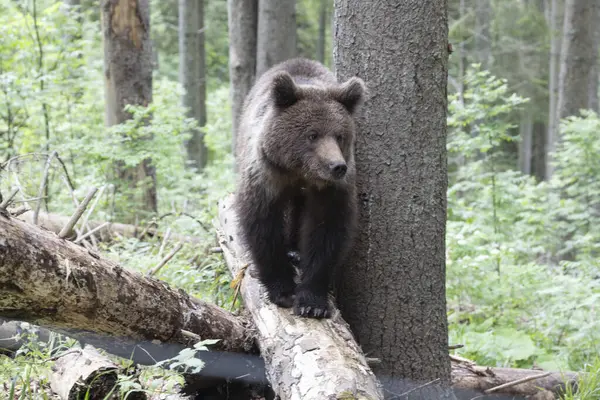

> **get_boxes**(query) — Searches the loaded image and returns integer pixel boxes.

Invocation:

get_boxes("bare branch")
[33,150,57,225]
[74,222,110,244]
[0,188,19,210]
[484,372,553,394]
[58,187,98,239]
[147,243,183,277]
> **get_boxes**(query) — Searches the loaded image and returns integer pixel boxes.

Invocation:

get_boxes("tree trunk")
[474,0,492,69]
[0,214,252,355]
[227,0,258,159]
[333,0,452,398]
[546,0,562,179]
[519,111,533,175]
[550,0,596,178]
[316,0,327,64]
[588,2,600,113]
[255,0,297,78]
[217,195,383,400]
[179,0,208,170]
[532,121,547,181]
[102,0,157,213]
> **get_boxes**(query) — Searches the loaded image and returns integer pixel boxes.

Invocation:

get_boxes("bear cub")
[234,58,365,319]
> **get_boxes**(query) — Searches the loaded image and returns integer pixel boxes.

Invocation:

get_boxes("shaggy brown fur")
[234,58,366,318]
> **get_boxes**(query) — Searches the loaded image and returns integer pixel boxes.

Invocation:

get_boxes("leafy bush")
[447,66,600,372]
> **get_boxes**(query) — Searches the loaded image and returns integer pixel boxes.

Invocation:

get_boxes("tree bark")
[50,345,119,400]
[217,195,383,400]
[255,0,297,78]
[102,0,157,213]
[227,0,258,159]
[334,0,453,397]
[179,0,208,170]
[0,213,252,355]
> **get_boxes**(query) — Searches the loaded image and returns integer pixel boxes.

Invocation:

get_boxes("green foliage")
[447,66,600,373]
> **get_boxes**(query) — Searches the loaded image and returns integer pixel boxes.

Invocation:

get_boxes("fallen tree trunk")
[0,213,252,355]
[17,211,202,244]
[451,356,578,399]
[50,345,120,400]
[0,206,580,399]
[217,194,383,400]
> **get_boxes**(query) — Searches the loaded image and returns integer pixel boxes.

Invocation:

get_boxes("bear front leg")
[294,188,354,318]
[286,192,305,267]
[237,189,297,308]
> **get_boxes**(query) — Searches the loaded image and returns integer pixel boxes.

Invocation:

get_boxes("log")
[451,358,578,398]
[50,345,119,400]
[0,213,253,356]
[17,211,202,244]
[217,194,383,400]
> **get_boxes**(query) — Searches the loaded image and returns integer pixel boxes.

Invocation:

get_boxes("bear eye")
[307,132,318,141]
[335,134,343,143]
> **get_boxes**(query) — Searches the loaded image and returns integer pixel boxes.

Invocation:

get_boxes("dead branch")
[17,211,203,244]
[0,188,19,210]
[33,150,56,225]
[58,186,98,238]
[147,243,183,277]
[217,194,383,400]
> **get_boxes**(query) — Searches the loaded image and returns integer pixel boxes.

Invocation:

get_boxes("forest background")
[0,0,599,398]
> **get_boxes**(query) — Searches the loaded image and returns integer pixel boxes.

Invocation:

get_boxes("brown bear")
[234,58,366,319]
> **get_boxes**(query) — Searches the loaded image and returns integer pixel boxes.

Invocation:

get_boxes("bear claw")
[293,292,330,319]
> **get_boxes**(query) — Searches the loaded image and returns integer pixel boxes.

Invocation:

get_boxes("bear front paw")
[264,280,296,308]
[293,290,330,319]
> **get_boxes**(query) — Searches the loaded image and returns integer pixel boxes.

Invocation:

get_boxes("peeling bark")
[50,345,119,400]
[217,194,383,400]
[0,214,252,354]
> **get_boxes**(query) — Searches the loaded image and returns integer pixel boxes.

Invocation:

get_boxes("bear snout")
[329,162,348,179]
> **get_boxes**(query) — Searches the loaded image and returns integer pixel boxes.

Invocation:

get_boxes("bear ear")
[271,71,299,109]
[333,77,366,114]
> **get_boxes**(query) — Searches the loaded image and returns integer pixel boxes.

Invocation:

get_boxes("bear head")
[261,71,366,188]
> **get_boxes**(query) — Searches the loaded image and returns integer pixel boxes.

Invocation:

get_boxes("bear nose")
[330,162,347,179]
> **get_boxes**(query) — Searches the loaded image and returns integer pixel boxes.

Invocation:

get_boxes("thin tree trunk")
[316,0,327,63]
[334,0,453,397]
[532,121,547,181]
[519,111,533,175]
[474,0,492,69]
[227,0,258,159]
[102,0,157,213]
[546,0,562,179]
[179,0,208,170]
[588,2,600,113]
[255,0,297,78]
